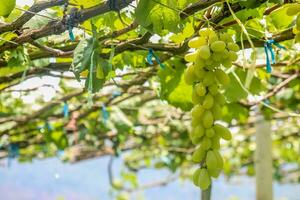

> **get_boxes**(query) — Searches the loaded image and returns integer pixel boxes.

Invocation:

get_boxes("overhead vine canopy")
[0,0,300,194]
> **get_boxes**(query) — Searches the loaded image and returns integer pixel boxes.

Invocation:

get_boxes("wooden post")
[255,115,273,200]
[201,184,211,200]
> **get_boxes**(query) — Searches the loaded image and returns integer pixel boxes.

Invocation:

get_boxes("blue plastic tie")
[63,102,69,118]
[147,48,165,69]
[102,104,109,124]
[112,91,121,98]
[45,121,53,132]
[264,39,286,73]
[68,26,75,42]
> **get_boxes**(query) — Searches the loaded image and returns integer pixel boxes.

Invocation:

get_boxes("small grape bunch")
[184,28,239,190]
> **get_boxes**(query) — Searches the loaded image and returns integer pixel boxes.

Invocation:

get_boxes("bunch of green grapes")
[184,28,239,190]
[286,4,300,42]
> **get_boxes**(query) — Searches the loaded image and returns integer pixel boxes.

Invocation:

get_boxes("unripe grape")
[198,45,211,60]
[203,71,215,86]
[208,84,219,95]
[203,94,214,109]
[191,104,205,119]
[206,150,218,170]
[192,90,204,104]
[213,124,232,140]
[194,64,206,79]
[212,103,222,120]
[212,52,222,62]
[198,168,211,190]
[202,110,214,128]
[213,149,224,168]
[296,33,300,43]
[190,132,201,145]
[228,50,238,62]
[205,128,215,138]
[208,34,218,44]
[184,65,197,85]
[211,135,221,149]
[210,41,226,52]
[191,117,200,127]
[195,83,206,97]
[222,59,232,68]
[191,124,205,140]
[199,28,215,37]
[192,146,206,162]
[193,168,201,186]
[227,42,240,52]
[219,33,233,43]
[189,37,207,48]
[214,93,226,105]
[215,69,230,86]
[208,167,221,178]
[201,137,212,150]
[195,57,206,68]
[185,52,198,62]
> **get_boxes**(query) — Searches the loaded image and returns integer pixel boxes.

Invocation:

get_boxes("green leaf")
[158,59,193,111]
[71,38,95,80]
[135,0,181,34]
[0,0,16,17]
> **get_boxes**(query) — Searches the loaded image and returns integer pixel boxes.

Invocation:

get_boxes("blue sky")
[0,157,300,200]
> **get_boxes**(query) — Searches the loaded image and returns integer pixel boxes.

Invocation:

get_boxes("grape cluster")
[184,28,239,190]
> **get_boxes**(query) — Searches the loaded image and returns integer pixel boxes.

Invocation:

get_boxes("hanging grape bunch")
[184,28,239,190]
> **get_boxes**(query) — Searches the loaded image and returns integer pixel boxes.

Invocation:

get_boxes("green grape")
[198,45,211,60]
[213,124,232,140]
[193,168,201,186]
[227,42,240,52]
[222,59,232,68]
[208,34,218,44]
[203,94,214,109]
[202,110,214,128]
[191,117,200,127]
[207,168,221,178]
[215,69,230,86]
[199,28,215,37]
[210,41,226,52]
[286,4,300,16]
[194,64,206,79]
[214,93,226,105]
[201,137,212,150]
[185,52,198,62]
[211,134,220,149]
[190,132,200,145]
[206,150,218,170]
[184,65,197,85]
[195,57,206,68]
[191,104,205,119]
[192,90,204,105]
[189,37,207,48]
[212,103,222,120]
[219,33,233,43]
[205,128,215,138]
[203,71,215,86]
[195,83,206,97]
[205,59,214,66]
[222,49,229,58]
[208,84,218,95]
[191,124,205,140]
[213,150,224,168]
[228,50,238,62]
[212,52,222,62]
[192,146,206,162]
[198,168,211,190]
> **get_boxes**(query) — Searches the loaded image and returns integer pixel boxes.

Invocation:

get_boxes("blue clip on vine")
[102,104,109,124]
[147,48,165,69]
[63,102,69,118]
[264,39,286,73]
